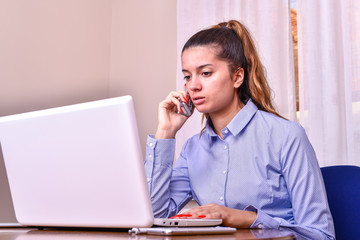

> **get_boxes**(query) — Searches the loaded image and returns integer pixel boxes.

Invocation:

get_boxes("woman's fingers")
[164,91,188,114]
[175,204,225,219]
[165,91,187,102]
[155,90,190,139]
[174,203,257,228]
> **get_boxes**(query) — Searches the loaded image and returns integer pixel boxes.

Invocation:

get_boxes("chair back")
[321,165,360,240]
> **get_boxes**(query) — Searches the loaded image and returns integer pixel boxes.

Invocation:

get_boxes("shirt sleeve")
[247,124,335,240]
[144,135,193,218]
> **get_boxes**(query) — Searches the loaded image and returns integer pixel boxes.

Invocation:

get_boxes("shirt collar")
[205,99,258,137]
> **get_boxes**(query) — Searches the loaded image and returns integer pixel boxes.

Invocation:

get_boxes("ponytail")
[217,20,283,119]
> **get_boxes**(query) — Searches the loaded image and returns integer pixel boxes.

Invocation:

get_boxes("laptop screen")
[0,96,154,228]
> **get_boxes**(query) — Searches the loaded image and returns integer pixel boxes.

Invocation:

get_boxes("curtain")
[297,0,360,166]
[176,0,295,157]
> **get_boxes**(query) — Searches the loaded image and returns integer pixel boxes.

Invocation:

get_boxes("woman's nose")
[187,76,202,91]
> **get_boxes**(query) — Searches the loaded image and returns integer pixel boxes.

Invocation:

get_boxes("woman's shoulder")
[257,110,303,128]
[255,110,308,140]
[255,111,314,160]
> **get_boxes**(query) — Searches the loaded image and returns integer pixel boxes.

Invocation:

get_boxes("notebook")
[0,96,222,229]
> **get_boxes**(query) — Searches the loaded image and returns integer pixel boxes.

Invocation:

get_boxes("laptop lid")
[0,96,154,228]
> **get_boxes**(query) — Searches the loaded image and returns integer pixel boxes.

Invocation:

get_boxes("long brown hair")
[182,20,284,127]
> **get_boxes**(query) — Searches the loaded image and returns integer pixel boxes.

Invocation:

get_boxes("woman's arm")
[144,89,194,217]
[144,136,193,217]
[277,124,335,239]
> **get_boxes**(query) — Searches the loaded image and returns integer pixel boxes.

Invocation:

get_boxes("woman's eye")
[202,72,212,77]
[183,75,191,81]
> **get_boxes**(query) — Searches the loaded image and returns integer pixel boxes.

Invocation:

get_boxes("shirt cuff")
[244,205,280,229]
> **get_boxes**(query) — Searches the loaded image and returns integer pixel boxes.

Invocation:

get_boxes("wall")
[109,0,177,149]
[0,0,112,116]
[0,0,177,222]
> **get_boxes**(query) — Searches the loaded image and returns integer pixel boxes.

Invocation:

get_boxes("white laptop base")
[154,218,222,227]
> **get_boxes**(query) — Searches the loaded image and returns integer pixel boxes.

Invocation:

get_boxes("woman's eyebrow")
[182,64,214,73]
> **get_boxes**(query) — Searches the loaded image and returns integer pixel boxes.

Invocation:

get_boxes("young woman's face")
[182,46,244,117]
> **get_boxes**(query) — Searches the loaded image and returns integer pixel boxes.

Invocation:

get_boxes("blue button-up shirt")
[145,100,335,240]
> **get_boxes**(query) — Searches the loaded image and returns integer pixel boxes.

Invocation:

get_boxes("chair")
[321,165,360,240]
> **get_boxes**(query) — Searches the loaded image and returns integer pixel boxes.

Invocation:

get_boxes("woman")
[144,20,335,240]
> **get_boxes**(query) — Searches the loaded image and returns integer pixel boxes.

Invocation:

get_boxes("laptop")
[0,96,222,230]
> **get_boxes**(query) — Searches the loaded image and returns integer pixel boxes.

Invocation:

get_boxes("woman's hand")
[173,203,257,228]
[155,90,192,139]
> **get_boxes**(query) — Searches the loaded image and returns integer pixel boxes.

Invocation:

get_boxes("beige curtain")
[297,0,360,166]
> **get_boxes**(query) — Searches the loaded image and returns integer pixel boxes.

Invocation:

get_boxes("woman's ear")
[233,68,244,88]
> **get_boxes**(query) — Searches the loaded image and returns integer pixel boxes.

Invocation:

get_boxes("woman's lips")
[192,96,205,105]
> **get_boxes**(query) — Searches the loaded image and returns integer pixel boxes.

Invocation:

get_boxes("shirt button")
[257,224,263,229]
[147,178,151,183]
[149,143,154,147]
[223,170,227,174]
[220,196,224,201]
[224,145,228,150]
[148,154,152,158]
[224,129,228,134]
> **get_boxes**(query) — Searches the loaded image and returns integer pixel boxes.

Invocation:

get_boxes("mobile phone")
[179,88,194,117]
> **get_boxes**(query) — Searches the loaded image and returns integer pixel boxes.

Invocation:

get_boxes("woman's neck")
[210,100,245,139]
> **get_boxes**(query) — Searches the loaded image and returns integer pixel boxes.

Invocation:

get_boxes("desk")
[0,227,296,240]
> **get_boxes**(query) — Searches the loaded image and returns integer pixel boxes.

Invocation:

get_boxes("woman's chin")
[195,108,208,114]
